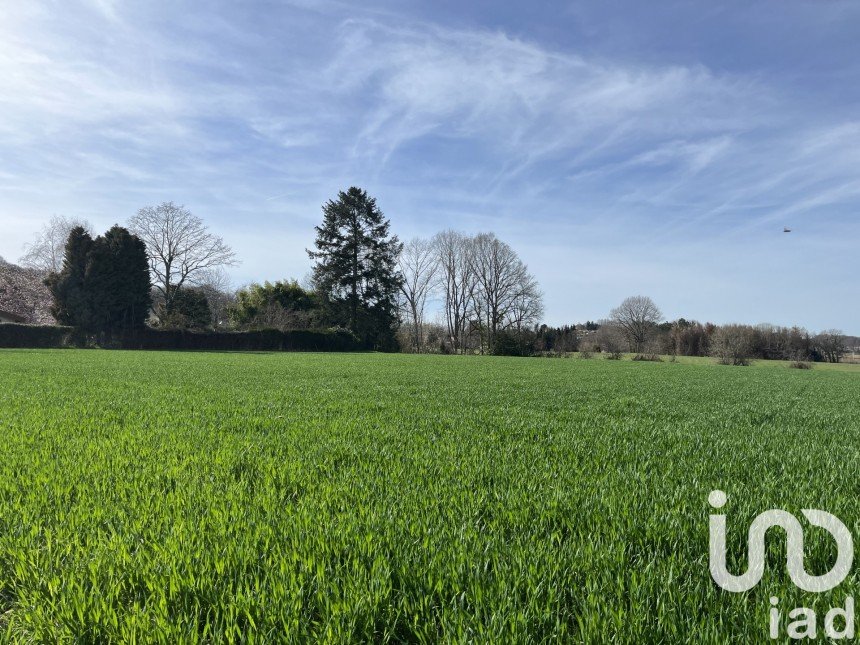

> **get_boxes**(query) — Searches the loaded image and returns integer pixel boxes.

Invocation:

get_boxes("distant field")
[1,350,859,642]
[599,352,860,372]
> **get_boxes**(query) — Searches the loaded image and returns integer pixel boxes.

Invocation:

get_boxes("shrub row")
[0,323,74,348]
[114,328,364,352]
[0,324,364,352]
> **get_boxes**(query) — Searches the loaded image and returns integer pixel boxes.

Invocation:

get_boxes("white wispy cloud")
[318,20,764,171]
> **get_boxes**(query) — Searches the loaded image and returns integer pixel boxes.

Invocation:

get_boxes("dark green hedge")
[0,324,74,348]
[0,324,364,352]
[114,328,364,352]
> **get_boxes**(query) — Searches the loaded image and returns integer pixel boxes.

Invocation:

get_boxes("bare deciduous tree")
[397,237,438,353]
[433,230,542,354]
[815,329,846,363]
[710,324,754,366]
[129,202,237,319]
[508,274,544,334]
[609,295,663,353]
[592,322,625,359]
[433,230,476,353]
[468,233,543,353]
[19,215,92,273]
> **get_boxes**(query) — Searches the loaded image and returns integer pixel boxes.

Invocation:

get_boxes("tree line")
[557,296,850,365]
[19,187,546,354]
[12,187,854,361]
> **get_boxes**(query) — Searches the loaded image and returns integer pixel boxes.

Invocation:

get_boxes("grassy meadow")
[0,349,859,642]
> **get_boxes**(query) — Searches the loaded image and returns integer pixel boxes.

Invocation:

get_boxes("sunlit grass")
[0,350,858,641]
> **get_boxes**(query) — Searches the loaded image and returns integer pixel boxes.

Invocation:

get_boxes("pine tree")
[86,226,151,333]
[47,225,151,333]
[46,226,93,327]
[307,187,403,349]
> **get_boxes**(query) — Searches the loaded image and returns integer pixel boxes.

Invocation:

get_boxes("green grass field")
[1,350,859,642]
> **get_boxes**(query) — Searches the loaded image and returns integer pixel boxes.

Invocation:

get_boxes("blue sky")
[1,0,858,331]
